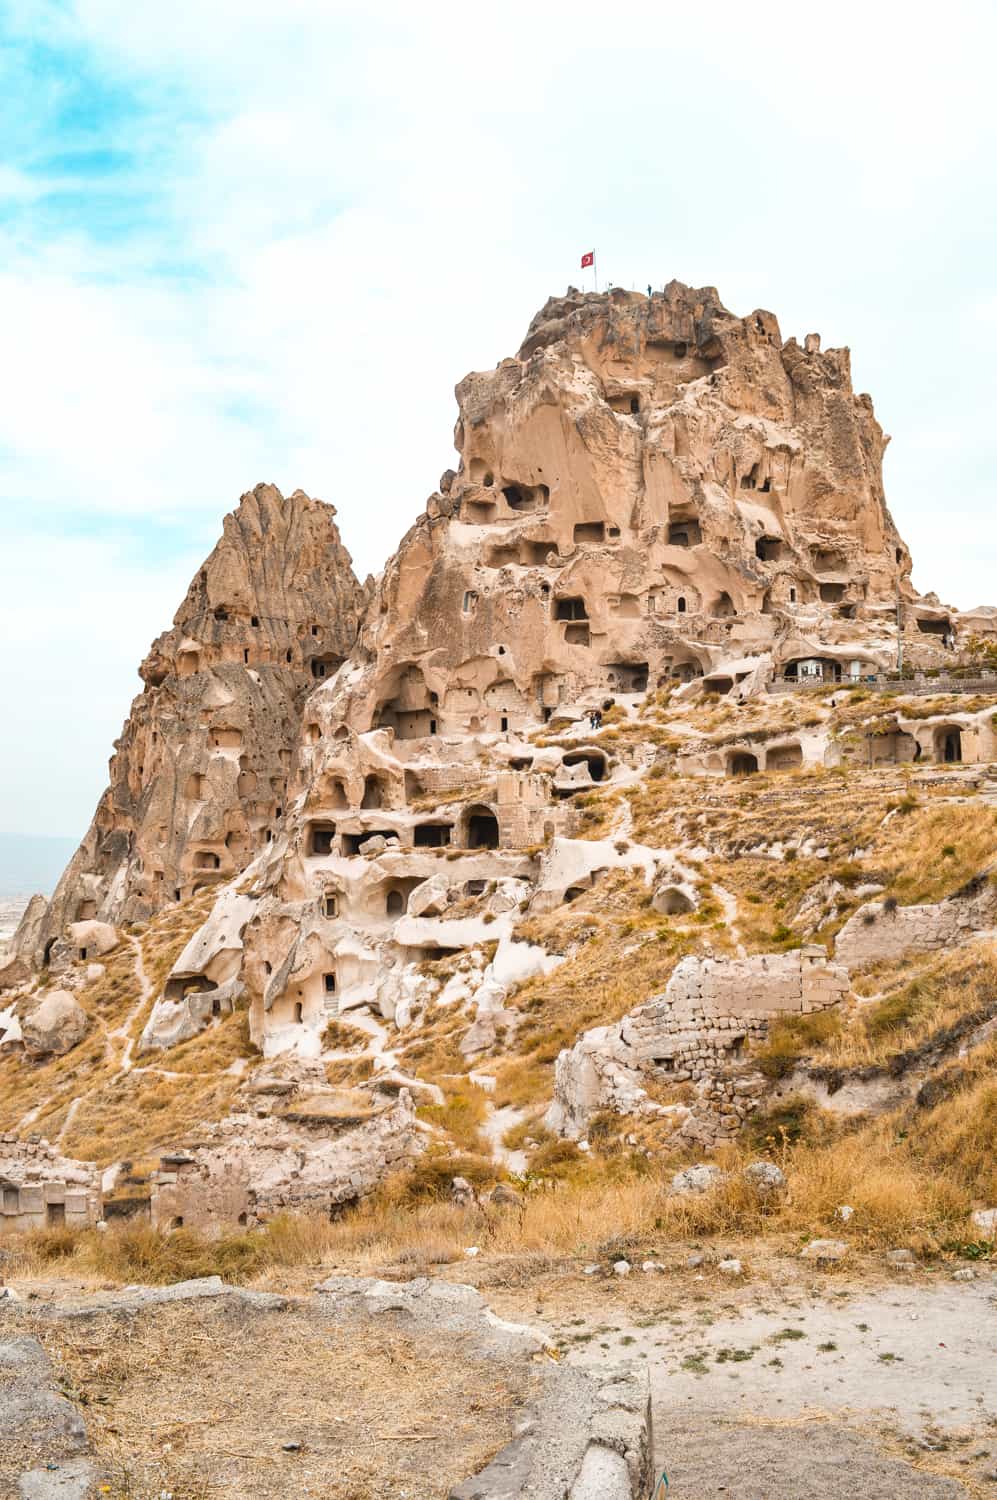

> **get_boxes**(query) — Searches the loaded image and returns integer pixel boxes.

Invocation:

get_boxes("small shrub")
[400,1150,498,1202]
[529,1138,581,1175]
[743,1095,817,1149]
[756,1010,843,1078]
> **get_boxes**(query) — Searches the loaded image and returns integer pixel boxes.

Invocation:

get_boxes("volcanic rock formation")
[20,484,364,978]
[6,281,996,1199]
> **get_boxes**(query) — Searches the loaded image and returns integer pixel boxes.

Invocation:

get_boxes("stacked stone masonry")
[547,948,850,1140]
[0,1136,101,1234]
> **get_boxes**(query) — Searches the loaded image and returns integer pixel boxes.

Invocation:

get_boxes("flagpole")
[593,253,598,294]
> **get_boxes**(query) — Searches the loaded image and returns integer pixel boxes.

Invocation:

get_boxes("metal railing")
[767,673,997,696]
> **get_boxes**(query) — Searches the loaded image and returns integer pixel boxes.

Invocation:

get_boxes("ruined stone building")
[0,1137,101,1235]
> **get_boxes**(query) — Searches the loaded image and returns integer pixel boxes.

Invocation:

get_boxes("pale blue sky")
[1,0,994,839]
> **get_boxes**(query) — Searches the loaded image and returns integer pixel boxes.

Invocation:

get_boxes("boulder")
[489,1182,523,1209]
[20,990,89,1057]
[970,1207,997,1236]
[358,834,388,856]
[670,1164,723,1197]
[799,1239,849,1264]
[451,1176,478,1208]
[67,919,121,958]
[742,1161,787,1195]
[407,874,452,919]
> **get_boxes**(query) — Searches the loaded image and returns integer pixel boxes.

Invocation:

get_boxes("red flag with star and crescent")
[580,250,594,268]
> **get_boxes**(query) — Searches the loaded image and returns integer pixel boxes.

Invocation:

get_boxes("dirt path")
[480,1102,528,1174]
[109,934,155,1073]
[555,1273,997,1496]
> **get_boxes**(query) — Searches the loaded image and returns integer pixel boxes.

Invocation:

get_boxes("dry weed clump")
[417,1083,490,1153]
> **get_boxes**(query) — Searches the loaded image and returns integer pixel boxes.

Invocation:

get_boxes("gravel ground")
[555,1273,997,1497]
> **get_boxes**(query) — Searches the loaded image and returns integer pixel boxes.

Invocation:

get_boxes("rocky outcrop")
[149,1063,421,1231]
[835,873,997,969]
[27,484,364,976]
[0,894,46,989]
[139,886,257,1052]
[18,989,89,1057]
[22,283,995,1178]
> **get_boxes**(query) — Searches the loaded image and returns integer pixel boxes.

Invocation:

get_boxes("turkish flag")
[580,250,594,269]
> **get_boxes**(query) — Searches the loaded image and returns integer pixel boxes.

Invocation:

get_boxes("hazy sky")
[1,0,995,839]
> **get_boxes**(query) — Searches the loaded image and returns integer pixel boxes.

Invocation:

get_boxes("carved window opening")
[669,520,702,547]
[466,809,499,849]
[309,824,336,856]
[414,823,451,848]
[563,748,607,782]
[755,536,784,563]
[554,597,587,621]
[937,727,962,763]
[361,775,385,810]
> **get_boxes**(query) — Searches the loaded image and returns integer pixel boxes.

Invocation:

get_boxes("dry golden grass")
[871,800,997,904]
[811,941,997,1070]
[66,1066,243,1165]
[417,1082,490,1152]
[17,1295,525,1500]
[9,1029,995,1299]
[0,892,253,1164]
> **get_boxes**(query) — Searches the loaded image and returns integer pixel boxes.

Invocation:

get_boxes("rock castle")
[3,281,995,1229]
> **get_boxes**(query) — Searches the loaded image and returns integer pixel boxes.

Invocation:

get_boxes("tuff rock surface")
[19,483,364,979]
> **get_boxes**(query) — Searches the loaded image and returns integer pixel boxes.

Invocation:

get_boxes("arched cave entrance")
[465,807,499,850]
[728,751,759,777]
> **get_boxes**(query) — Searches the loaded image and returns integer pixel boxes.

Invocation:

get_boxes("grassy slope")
[4,688,997,1271]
